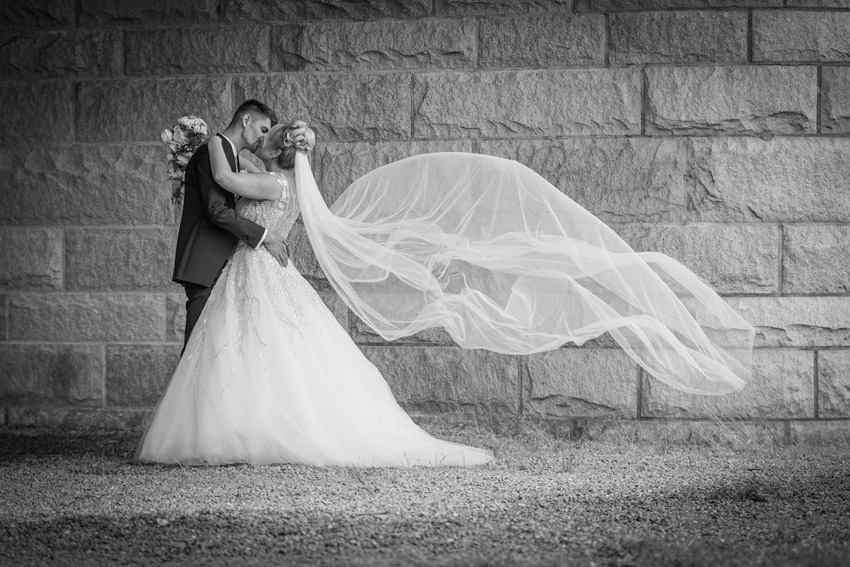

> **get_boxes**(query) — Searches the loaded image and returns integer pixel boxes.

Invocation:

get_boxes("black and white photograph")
[1,0,848,565]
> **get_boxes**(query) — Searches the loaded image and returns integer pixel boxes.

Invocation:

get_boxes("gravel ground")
[1,424,848,567]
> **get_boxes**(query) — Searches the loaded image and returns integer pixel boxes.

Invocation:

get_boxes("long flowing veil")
[294,152,754,395]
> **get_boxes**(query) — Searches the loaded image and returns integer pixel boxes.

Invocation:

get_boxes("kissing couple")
[136,100,754,467]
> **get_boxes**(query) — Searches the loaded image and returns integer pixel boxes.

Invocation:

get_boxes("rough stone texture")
[616,224,780,295]
[77,78,233,143]
[728,297,850,348]
[788,420,850,446]
[166,293,185,343]
[350,291,456,346]
[235,73,411,142]
[316,140,474,205]
[361,346,519,414]
[783,225,850,294]
[78,0,218,26]
[0,294,7,340]
[415,69,641,138]
[0,344,104,406]
[754,11,850,62]
[480,138,689,223]
[821,67,850,134]
[642,349,815,420]
[479,14,604,67]
[9,294,165,342]
[273,20,475,72]
[0,145,175,226]
[106,344,180,407]
[0,0,74,28]
[647,66,817,136]
[287,223,323,281]
[223,0,431,21]
[6,407,151,429]
[576,0,781,9]
[0,229,63,291]
[525,349,638,418]
[610,11,747,64]
[684,137,850,223]
[65,228,179,291]
[0,81,73,144]
[817,351,850,418]
[0,30,121,79]
[788,0,850,5]
[126,26,269,76]
[438,0,571,15]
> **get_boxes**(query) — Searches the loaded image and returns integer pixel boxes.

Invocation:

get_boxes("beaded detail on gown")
[135,172,494,467]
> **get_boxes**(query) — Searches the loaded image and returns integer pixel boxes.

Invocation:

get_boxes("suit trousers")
[182,281,215,354]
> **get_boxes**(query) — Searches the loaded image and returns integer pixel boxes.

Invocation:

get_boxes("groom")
[172,99,290,351]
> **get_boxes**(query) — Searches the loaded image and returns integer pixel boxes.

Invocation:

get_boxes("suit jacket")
[172,134,266,287]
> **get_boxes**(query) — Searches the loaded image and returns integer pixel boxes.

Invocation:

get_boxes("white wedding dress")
[136,172,495,467]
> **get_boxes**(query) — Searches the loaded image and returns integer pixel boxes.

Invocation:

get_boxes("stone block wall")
[1,0,849,442]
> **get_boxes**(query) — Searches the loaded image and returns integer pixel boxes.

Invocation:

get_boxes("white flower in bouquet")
[161,115,210,204]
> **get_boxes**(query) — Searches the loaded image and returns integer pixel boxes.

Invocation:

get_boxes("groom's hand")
[264,232,289,267]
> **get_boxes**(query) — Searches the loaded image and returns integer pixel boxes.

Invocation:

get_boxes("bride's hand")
[264,232,289,267]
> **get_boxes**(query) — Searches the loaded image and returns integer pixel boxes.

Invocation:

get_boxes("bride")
[137,120,754,467]
[135,122,495,467]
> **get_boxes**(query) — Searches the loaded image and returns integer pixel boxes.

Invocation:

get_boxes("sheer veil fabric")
[294,152,754,395]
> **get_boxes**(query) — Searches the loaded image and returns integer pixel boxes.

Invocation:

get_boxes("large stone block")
[126,26,269,76]
[525,349,638,418]
[0,145,175,226]
[0,81,73,144]
[65,228,179,291]
[642,349,815,419]
[576,0,781,9]
[361,346,519,413]
[235,73,411,142]
[0,0,74,28]
[6,407,150,429]
[77,78,233,143]
[9,293,166,342]
[788,420,850,446]
[223,0,430,21]
[166,293,185,343]
[272,19,475,72]
[316,140,474,205]
[479,138,689,223]
[0,344,104,406]
[414,69,641,138]
[616,224,780,295]
[106,344,181,407]
[610,11,746,64]
[438,0,571,15]
[783,225,850,294]
[0,229,63,291]
[646,66,816,135]
[754,11,850,62]
[684,137,850,223]
[817,351,850,418]
[479,14,604,67]
[727,296,850,348]
[789,0,850,6]
[287,223,322,281]
[0,294,7,340]
[79,0,218,26]
[0,30,121,79]
[821,67,850,134]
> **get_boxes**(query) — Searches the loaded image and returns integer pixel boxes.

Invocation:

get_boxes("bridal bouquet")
[161,115,209,204]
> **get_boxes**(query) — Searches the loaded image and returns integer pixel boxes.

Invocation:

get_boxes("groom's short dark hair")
[231,99,278,127]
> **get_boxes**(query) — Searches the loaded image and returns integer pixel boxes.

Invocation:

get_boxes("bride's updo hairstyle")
[269,120,315,170]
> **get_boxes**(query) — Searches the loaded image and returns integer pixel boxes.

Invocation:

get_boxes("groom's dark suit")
[173,134,266,348]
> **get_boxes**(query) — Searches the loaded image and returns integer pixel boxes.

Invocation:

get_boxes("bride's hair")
[269,120,315,170]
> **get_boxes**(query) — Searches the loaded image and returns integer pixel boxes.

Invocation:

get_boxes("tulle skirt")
[135,244,494,467]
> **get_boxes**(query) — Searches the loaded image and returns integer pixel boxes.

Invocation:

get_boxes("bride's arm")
[208,136,282,201]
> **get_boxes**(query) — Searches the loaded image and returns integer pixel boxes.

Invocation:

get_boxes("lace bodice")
[236,172,299,238]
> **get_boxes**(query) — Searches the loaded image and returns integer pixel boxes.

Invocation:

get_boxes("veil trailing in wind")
[294,152,754,395]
